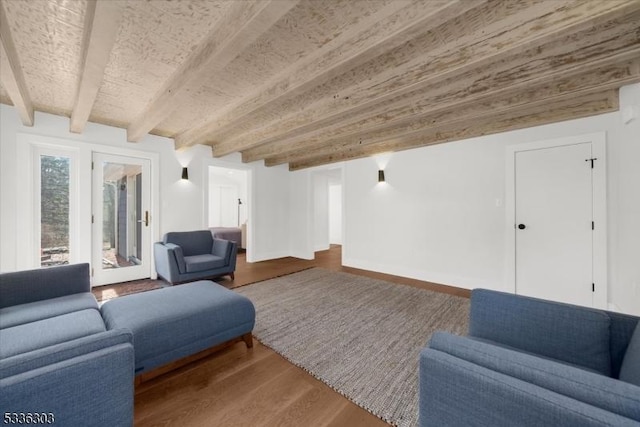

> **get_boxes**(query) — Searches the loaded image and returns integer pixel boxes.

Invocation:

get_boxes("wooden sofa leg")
[242,333,253,348]
[230,272,235,280]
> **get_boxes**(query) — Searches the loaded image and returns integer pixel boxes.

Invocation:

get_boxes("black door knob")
[518,224,526,230]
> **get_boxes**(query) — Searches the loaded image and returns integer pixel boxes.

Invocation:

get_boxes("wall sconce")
[378,169,385,183]
[181,167,189,180]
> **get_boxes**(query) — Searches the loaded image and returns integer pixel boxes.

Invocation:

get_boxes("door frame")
[504,132,607,308]
[91,152,152,286]
[15,133,160,283]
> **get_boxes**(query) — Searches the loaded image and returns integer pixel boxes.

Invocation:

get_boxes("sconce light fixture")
[378,169,385,183]
[181,167,189,180]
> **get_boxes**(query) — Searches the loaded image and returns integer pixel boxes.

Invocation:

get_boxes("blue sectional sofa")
[154,230,238,284]
[419,289,640,427]
[1,263,256,426]
[0,264,134,427]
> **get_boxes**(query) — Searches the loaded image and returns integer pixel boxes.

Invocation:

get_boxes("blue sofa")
[0,264,134,427]
[420,289,640,426]
[154,230,237,284]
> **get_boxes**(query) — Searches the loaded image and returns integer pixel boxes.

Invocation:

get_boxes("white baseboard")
[250,250,291,263]
[342,257,503,292]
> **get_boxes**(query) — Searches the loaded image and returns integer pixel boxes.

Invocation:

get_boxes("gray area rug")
[235,268,470,427]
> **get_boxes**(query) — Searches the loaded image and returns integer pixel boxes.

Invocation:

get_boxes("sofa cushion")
[0,263,90,308]
[0,293,98,329]
[100,280,255,373]
[0,309,106,359]
[470,289,612,376]
[619,324,640,386]
[429,332,640,422]
[184,254,226,273]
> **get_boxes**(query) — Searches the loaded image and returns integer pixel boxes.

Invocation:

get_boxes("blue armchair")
[419,289,640,427]
[154,230,237,285]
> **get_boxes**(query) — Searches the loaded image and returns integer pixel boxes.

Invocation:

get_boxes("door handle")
[136,211,149,226]
[518,224,526,230]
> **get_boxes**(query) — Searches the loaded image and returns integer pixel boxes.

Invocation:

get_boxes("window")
[40,155,71,266]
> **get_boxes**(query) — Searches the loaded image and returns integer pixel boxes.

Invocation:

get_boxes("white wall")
[250,162,292,261]
[3,85,638,315]
[313,172,330,251]
[342,83,640,316]
[0,106,294,271]
[0,106,185,271]
[329,184,343,245]
[289,169,313,260]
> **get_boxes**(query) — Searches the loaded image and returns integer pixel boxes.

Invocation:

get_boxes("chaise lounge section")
[0,263,256,425]
[100,280,255,382]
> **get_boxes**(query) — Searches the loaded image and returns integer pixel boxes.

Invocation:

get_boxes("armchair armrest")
[427,332,640,422]
[211,238,231,258]
[212,239,238,270]
[164,243,186,273]
[419,348,638,427]
[469,289,612,375]
[0,263,90,309]
[0,330,134,426]
[153,242,184,283]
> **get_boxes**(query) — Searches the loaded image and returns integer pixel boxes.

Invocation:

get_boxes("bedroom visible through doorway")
[208,166,249,253]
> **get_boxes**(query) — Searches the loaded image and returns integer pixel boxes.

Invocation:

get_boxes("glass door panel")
[39,154,72,266]
[93,153,150,286]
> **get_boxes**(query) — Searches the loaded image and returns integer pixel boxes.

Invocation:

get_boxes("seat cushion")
[0,293,98,329]
[0,309,106,359]
[100,280,255,373]
[184,254,226,272]
[619,324,640,386]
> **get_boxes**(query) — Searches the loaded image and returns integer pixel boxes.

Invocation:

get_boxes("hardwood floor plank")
[203,366,313,427]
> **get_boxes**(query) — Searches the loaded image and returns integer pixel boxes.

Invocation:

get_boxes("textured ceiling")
[1,0,639,169]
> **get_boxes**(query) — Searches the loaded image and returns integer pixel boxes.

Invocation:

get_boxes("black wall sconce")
[378,169,385,183]
[181,167,189,180]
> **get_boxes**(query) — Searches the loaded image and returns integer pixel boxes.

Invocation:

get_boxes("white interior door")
[92,153,151,286]
[515,142,593,306]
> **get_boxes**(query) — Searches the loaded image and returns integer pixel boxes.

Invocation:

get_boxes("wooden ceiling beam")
[0,1,33,126]
[256,51,640,166]
[174,0,486,150]
[287,90,619,171]
[274,70,638,167]
[70,0,125,134]
[126,0,299,142]
[218,0,639,158]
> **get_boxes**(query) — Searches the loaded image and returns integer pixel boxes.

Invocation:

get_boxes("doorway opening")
[313,168,343,253]
[208,166,249,253]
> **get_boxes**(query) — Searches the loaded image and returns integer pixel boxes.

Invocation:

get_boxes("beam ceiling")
[1,0,639,169]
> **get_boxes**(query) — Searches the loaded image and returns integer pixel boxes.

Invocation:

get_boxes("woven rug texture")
[235,268,470,427]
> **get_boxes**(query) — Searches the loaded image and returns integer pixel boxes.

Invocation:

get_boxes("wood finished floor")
[134,245,469,426]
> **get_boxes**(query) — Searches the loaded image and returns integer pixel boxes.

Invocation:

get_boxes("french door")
[92,153,151,286]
